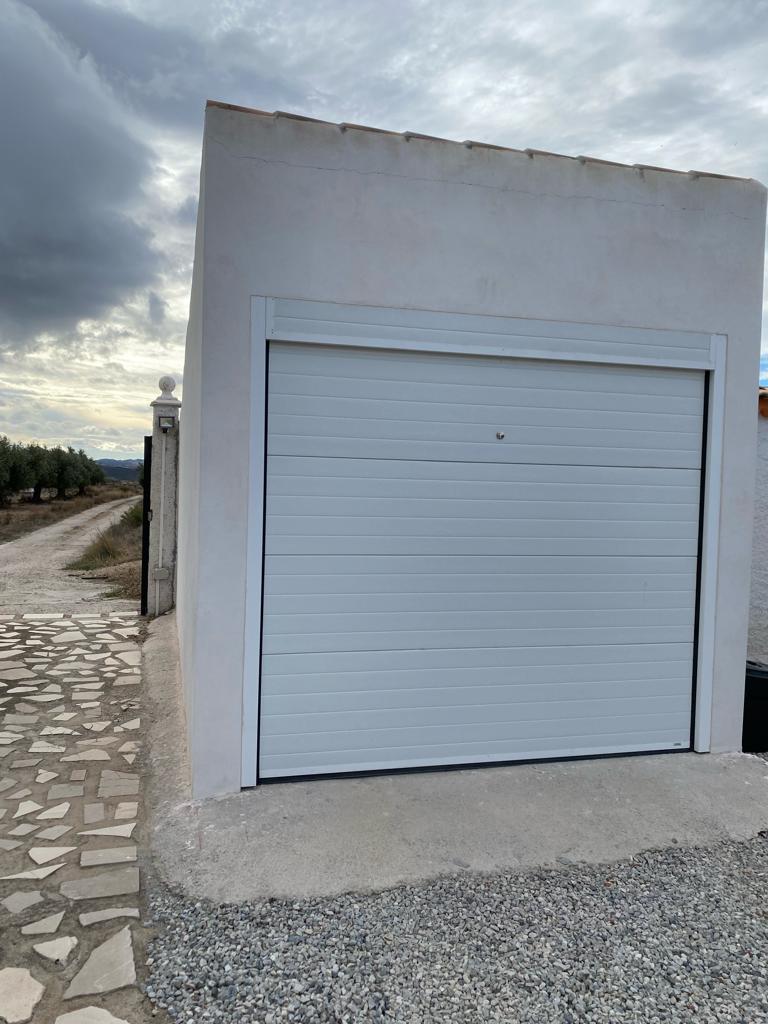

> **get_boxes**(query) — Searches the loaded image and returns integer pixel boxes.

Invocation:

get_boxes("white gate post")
[147,375,181,617]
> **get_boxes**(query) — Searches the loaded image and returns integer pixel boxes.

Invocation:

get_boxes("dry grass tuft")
[67,501,143,601]
[67,502,143,572]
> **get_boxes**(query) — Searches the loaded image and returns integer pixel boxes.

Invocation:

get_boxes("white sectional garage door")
[258,342,704,779]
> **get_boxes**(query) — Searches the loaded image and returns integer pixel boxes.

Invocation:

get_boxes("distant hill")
[97,458,141,481]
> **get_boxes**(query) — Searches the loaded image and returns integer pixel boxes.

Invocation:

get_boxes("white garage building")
[177,101,766,798]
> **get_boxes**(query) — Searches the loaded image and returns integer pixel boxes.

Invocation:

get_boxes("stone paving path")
[0,612,147,1024]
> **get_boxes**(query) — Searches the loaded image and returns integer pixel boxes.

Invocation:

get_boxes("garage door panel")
[271,392,701,435]
[265,572,697,596]
[260,731,689,777]
[269,456,701,497]
[268,538,697,557]
[270,412,700,455]
[265,695,692,736]
[263,642,693,677]
[272,374,702,415]
[264,676,692,714]
[268,495,699,523]
[270,309,708,365]
[271,435,702,469]
[259,343,703,778]
[268,515,698,540]
[263,624,694,656]
[261,713,692,761]
[270,343,703,397]
[265,607,694,637]
[266,554,698,575]
[262,714,692,755]
[266,589,695,614]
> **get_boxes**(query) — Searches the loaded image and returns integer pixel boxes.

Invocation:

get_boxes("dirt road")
[0,496,138,612]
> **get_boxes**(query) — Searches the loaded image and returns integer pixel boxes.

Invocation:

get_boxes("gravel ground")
[146,835,768,1024]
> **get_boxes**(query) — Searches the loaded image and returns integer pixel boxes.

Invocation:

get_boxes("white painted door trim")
[242,296,726,786]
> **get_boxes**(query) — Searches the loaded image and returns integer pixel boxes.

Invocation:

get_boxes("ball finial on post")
[152,375,181,408]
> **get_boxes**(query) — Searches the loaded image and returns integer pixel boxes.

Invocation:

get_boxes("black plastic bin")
[743,660,768,752]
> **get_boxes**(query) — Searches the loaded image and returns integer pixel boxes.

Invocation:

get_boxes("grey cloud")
[148,291,168,325]
[593,73,747,139]
[175,196,199,224]
[661,0,768,56]
[23,0,311,129]
[0,1,160,349]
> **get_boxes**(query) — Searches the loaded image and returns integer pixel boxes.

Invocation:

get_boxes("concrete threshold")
[144,614,768,903]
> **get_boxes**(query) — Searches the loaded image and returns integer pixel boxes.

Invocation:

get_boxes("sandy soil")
[0,496,139,613]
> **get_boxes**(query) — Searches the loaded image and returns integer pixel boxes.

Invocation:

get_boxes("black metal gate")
[140,435,152,616]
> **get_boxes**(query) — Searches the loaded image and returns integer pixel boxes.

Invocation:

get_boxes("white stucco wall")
[176,147,206,738]
[180,102,766,797]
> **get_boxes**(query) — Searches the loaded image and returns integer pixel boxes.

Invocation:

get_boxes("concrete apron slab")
[145,615,768,903]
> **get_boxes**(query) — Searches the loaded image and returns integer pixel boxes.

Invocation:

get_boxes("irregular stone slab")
[79,823,135,839]
[21,911,65,935]
[8,824,38,837]
[55,1008,131,1024]
[70,770,86,781]
[97,771,138,798]
[48,784,85,799]
[0,838,21,851]
[0,967,45,1022]
[114,803,137,820]
[35,770,58,784]
[1,890,43,914]
[13,800,42,819]
[52,631,86,643]
[53,712,77,721]
[1,862,64,880]
[0,667,36,680]
[62,750,110,762]
[115,651,140,666]
[78,907,139,927]
[36,825,72,841]
[83,803,104,824]
[37,802,70,820]
[64,926,135,998]
[29,846,76,865]
[76,738,118,748]
[0,776,18,793]
[8,788,32,799]
[80,846,137,867]
[34,936,78,964]
[60,866,139,901]
[41,727,77,736]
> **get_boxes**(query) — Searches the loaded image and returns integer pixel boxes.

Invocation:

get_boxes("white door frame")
[242,296,726,786]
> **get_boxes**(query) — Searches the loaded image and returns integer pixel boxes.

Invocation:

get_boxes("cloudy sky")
[1,0,767,458]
